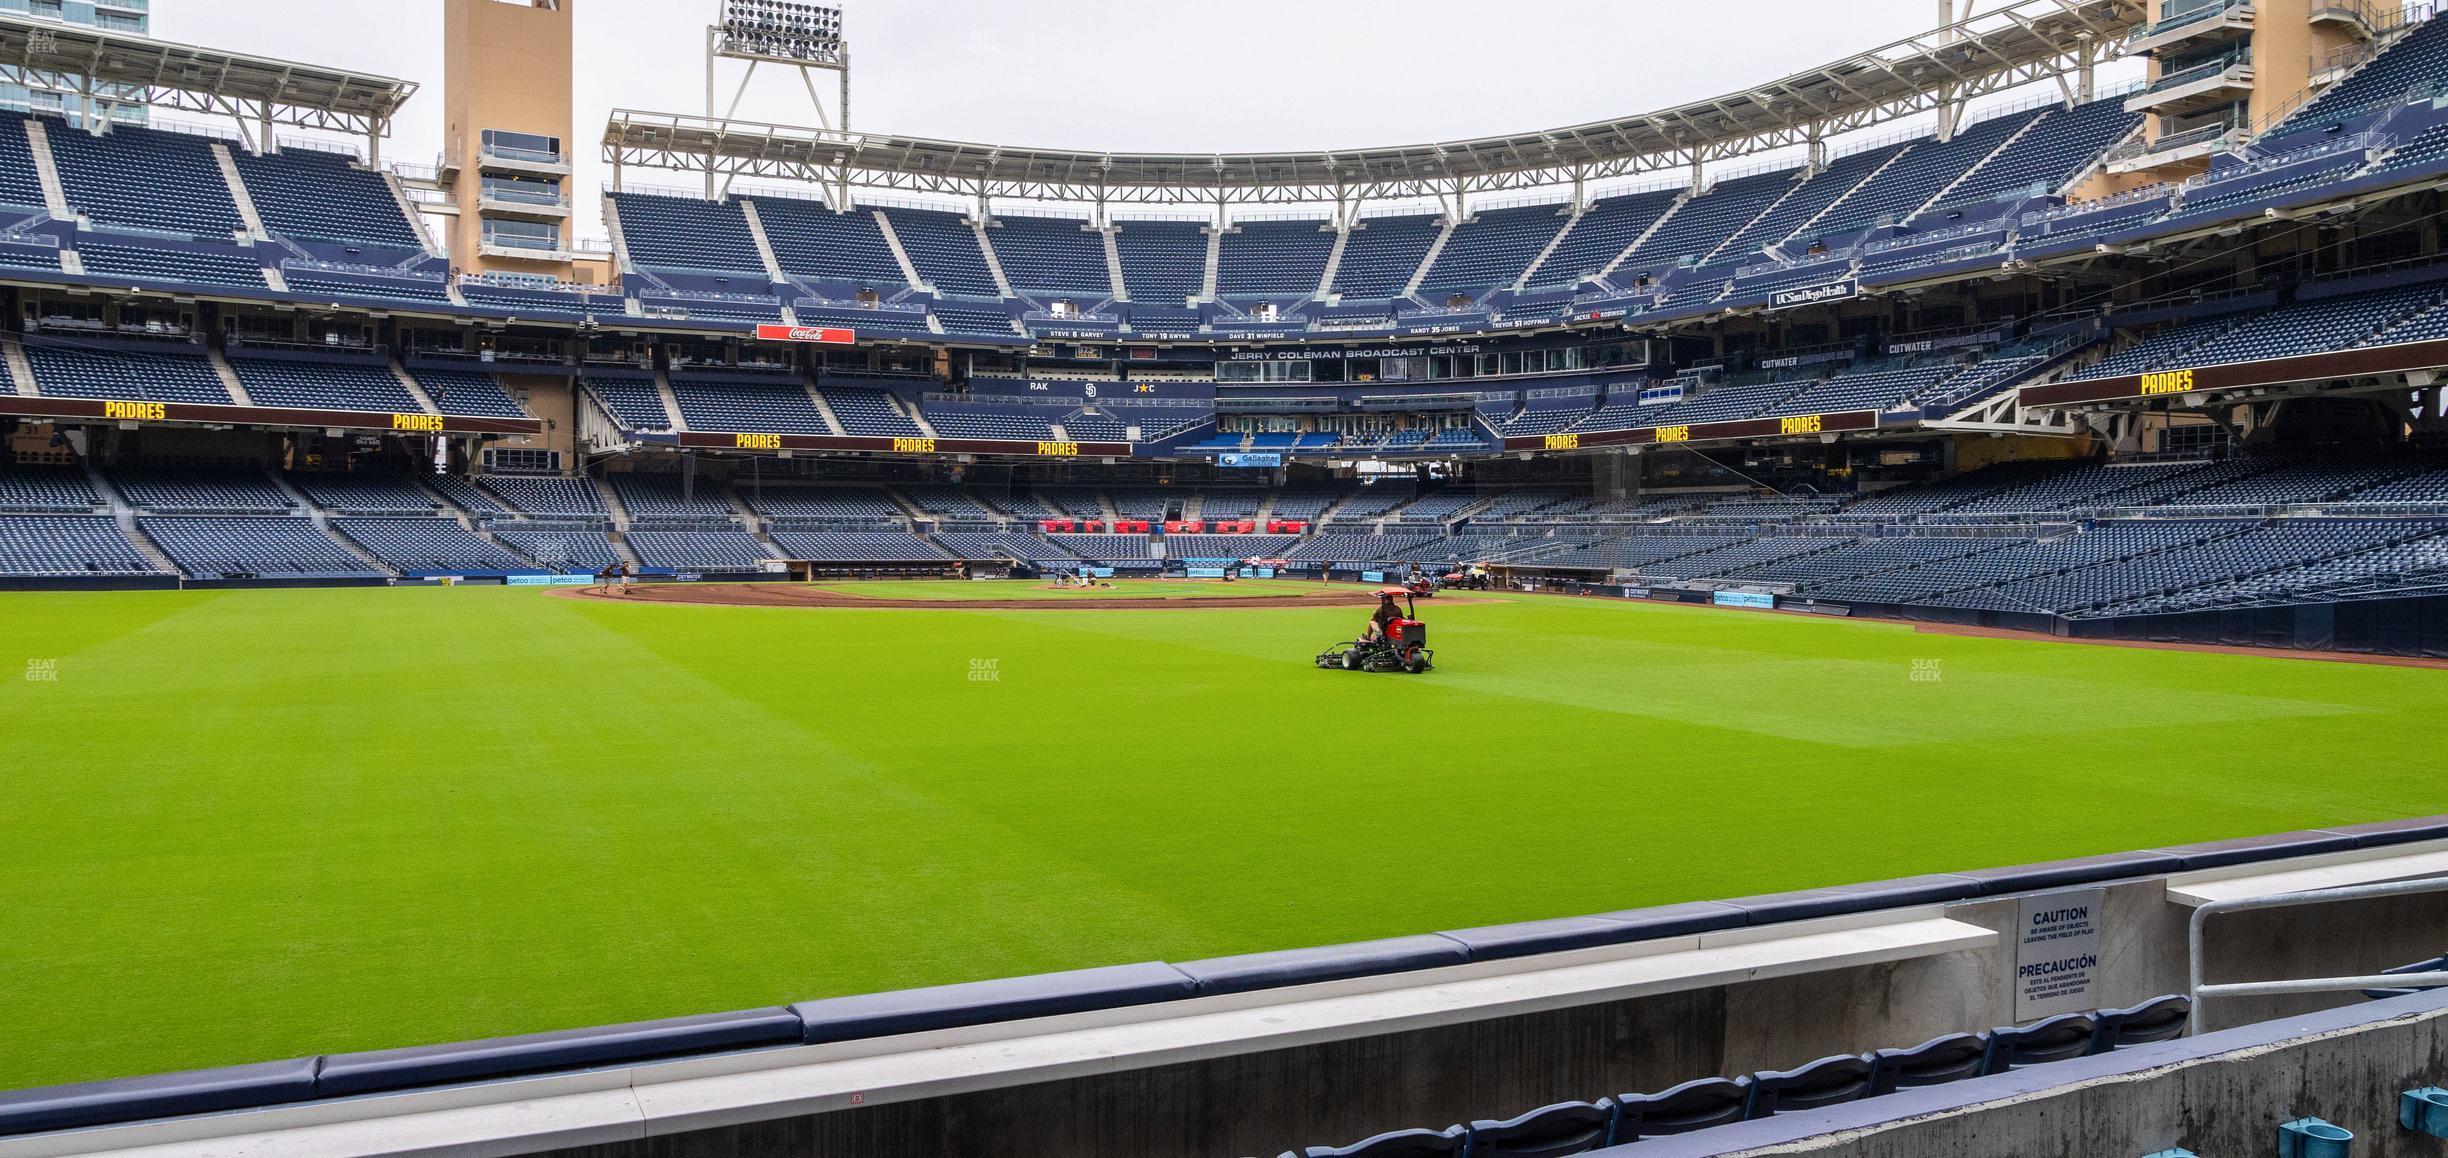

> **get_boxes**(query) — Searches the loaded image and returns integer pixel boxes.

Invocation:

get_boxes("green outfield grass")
[1,583,2442,1090]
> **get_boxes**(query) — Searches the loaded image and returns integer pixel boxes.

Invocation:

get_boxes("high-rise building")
[0,0,150,127]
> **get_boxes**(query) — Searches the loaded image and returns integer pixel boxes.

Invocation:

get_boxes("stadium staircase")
[893,392,938,438]
[1101,225,1129,300]
[387,364,443,414]
[270,472,396,576]
[205,350,256,406]
[84,465,179,575]
[1601,192,1689,278]
[652,369,689,433]
[1402,216,1457,298]
[1698,174,1805,267]
[21,119,73,222]
[872,208,930,292]
[1198,225,1222,301]
[384,168,444,258]
[736,199,790,285]
[1514,202,1585,289]
[799,379,848,435]
[1314,222,1351,299]
[3,338,34,397]
[208,141,270,241]
[1786,144,1917,247]
[972,217,1016,296]
[590,474,636,528]
[1913,110,2051,220]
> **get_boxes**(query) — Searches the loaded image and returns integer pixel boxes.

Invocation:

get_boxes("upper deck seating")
[988,214,1111,297]
[610,192,766,274]
[1113,219,1208,303]
[752,196,906,287]
[879,207,999,296]
[1419,205,1570,293]
[1218,219,1335,296]
[232,147,423,250]
[1332,215,1442,298]
[45,121,245,237]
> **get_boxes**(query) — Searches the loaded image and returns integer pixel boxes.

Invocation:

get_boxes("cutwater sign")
[2015,889,2105,1019]
[1768,280,1859,310]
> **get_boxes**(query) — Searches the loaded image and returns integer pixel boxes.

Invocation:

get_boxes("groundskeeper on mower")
[1316,588,1435,673]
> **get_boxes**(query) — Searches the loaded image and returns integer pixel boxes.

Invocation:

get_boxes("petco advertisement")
[1713,591,1775,609]
[2015,889,2104,1019]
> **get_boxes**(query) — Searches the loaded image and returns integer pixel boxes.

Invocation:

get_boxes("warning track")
[556,583,1465,611]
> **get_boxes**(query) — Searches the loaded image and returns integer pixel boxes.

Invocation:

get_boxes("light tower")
[704,0,850,198]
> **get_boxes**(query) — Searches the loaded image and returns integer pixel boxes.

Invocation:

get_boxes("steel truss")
[604,0,2139,211]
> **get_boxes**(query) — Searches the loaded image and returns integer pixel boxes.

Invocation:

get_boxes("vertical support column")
[1688,150,1706,196]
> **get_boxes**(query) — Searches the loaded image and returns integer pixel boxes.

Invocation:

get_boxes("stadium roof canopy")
[604,0,2142,207]
[0,12,416,148]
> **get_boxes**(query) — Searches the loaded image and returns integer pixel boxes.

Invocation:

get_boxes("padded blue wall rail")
[0,814,2442,1138]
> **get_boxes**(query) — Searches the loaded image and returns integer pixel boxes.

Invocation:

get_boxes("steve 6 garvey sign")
[754,324,857,345]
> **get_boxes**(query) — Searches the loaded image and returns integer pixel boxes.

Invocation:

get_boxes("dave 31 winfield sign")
[755,324,857,344]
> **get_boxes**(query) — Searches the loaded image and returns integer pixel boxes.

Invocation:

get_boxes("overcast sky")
[150,0,2139,239]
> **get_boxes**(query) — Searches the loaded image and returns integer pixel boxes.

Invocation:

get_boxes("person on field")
[595,561,618,595]
[1362,591,1402,643]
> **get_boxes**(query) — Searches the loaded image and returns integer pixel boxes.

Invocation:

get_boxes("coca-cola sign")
[754,324,857,344]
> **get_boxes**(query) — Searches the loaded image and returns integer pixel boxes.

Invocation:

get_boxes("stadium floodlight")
[704,0,850,195]
[713,0,846,68]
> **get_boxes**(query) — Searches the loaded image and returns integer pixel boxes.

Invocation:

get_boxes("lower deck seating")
[137,517,383,578]
[767,531,949,561]
[0,515,160,575]
[490,528,622,572]
[1284,996,2190,1156]
[933,532,1083,563]
[333,518,532,574]
[624,529,772,570]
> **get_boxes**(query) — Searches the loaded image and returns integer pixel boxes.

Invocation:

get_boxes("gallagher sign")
[754,324,857,344]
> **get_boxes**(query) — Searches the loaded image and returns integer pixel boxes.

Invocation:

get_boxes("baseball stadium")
[3,1,2448,1155]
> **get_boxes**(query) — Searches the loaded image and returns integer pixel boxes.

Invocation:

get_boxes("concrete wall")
[513,880,2448,1158]
[443,0,576,280]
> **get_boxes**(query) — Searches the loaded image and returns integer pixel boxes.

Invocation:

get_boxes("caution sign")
[2015,889,2104,1019]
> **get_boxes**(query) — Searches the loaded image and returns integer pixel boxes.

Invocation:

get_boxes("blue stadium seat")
[1980,1012,2099,1073]
[1610,1076,1753,1141]
[1745,1053,1876,1117]
[1867,1032,1989,1095]
[1465,1100,1616,1157]
[1287,1125,1467,1158]
[2092,995,2192,1050]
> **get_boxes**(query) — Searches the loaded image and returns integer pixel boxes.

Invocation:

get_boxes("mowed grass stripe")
[0,584,2440,1089]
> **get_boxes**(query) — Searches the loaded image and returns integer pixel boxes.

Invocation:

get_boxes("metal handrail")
[2187,873,2448,1030]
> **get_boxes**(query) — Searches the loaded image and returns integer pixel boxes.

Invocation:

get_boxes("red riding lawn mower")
[1316,589,1435,674]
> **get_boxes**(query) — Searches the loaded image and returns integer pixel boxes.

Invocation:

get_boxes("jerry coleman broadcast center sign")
[2015,889,2104,1020]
